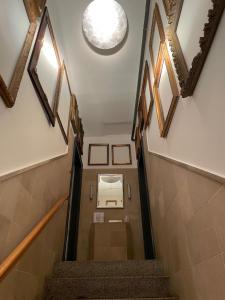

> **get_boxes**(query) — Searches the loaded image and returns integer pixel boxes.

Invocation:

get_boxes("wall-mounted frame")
[28,7,61,126]
[135,126,141,158]
[138,96,145,132]
[0,1,46,107]
[88,144,109,166]
[77,118,84,155]
[165,0,225,98]
[56,62,72,144]
[153,42,179,137]
[141,61,154,128]
[112,144,132,165]
[23,0,47,22]
[71,94,79,134]
[149,3,166,76]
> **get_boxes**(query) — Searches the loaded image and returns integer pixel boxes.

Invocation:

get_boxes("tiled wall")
[0,131,74,299]
[77,168,144,260]
[143,135,225,300]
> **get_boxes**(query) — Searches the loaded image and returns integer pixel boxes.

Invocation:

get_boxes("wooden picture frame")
[0,1,46,107]
[149,3,166,76]
[28,7,61,126]
[135,126,141,158]
[153,43,179,137]
[138,96,145,132]
[56,62,72,144]
[23,0,47,22]
[141,61,154,128]
[165,0,225,97]
[112,144,132,165]
[71,94,79,134]
[88,144,109,166]
[77,118,84,155]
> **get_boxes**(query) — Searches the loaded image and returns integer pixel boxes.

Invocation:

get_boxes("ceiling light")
[82,0,128,50]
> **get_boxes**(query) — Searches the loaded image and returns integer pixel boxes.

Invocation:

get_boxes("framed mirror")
[28,7,61,126]
[97,174,124,209]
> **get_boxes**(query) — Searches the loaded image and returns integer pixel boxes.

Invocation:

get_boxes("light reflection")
[42,39,59,70]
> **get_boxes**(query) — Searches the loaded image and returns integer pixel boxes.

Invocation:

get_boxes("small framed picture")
[112,144,132,165]
[88,144,109,166]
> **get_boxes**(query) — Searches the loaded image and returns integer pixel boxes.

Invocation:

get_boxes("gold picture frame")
[149,3,166,76]
[141,61,154,128]
[165,0,225,97]
[153,43,179,137]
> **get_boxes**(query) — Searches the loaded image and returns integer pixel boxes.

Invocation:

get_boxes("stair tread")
[45,261,176,300]
[45,277,170,299]
[53,260,164,278]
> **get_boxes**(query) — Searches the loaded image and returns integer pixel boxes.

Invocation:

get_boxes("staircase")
[44,260,177,300]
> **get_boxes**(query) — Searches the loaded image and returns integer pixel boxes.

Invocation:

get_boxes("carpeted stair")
[44,260,177,300]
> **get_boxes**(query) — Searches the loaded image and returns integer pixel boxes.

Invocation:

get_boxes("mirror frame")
[28,7,61,126]
[97,174,124,209]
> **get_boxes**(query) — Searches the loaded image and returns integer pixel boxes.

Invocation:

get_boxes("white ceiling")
[48,0,146,136]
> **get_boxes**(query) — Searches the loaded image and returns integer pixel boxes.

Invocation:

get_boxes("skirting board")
[149,151,225,185]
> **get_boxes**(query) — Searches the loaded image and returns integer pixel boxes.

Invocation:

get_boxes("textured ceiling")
[48,0,146,136]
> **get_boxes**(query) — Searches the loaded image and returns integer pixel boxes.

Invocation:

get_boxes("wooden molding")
[165,0,225,98]
[163,0,183,30]
[153,43,179,137]
[0,195,67,281]
[112,144,132,165]
[88,144,109,166]
[149,3,166,76]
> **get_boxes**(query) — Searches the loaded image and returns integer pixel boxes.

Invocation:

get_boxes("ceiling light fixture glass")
[82,0,128,50]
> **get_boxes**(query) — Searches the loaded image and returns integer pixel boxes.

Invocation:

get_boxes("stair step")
[45,298,176,300]
[45,276,170,300]
[53,260,164,278]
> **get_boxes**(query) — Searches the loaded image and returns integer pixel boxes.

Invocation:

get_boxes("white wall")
[46,0,146,136]
[142,0,225,178]
[0,0,71,177]
[83,134,137,169]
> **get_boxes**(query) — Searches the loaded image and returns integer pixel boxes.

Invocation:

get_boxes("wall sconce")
[90,184,93,201]
[128,183,131,200]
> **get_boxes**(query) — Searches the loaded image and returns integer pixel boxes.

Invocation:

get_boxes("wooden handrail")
[0,195,68,281]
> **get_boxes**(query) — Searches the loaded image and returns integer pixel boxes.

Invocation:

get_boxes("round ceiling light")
[82,0,128,50]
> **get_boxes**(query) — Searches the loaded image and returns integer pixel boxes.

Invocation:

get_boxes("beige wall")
[0,132,74,299]
[143,135,225,300]
[77,168,144,260]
